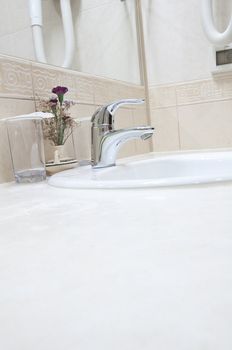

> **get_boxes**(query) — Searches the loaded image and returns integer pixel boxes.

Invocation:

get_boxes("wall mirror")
[0,0,142,85]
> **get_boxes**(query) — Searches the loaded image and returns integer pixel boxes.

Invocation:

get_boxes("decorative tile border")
[149,85,176,109]
[150,76,232,109]
[0,55,144,106]
[176,79,224,106]
[74,75,95,104]
[93,78,112,105]
[0,57,33,99]
[32,64,79,102]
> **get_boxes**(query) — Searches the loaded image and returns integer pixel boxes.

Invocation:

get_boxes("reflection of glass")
[6,118,46,183]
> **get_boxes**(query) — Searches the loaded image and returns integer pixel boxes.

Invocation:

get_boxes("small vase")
[45,135,77,175]
[45,144,78,175]
[52,145,66,164]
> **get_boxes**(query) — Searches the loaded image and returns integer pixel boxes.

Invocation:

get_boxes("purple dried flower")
[52,86,68,95]
[49,98,58,106]
[38,86,76,146]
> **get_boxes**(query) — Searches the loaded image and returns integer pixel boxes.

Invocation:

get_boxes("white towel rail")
[202,0,232,46]
[29,0,75,68]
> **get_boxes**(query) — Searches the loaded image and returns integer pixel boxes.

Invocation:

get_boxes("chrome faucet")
[91,99,154,168]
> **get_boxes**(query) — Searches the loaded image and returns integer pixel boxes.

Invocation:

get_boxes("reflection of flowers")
[38,86,76,146]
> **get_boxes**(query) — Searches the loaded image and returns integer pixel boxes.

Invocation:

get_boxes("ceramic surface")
[1,179,232,349]
[49,149,232,189]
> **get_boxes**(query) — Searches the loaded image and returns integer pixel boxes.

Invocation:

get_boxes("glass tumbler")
[6,117,46,183]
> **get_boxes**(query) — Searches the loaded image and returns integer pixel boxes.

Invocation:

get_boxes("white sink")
[48,150,232,189]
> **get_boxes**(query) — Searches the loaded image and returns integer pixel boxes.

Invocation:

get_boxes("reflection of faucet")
[91,99,154,168]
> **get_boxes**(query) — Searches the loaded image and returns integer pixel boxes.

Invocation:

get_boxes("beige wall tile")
[149,77,232,110]
[131,104,149,126]
[149,85,177,109]
[135,138,151,155]
[32,63,95,104]
[93,77,145,106]
[74,75,94,105]
[148,77,232,152]
[151,107,180,152]
[70,104,94,121]
[0,122,13,183]
[129,86,146,100]
[93,79,116,105]
[0,56,33,99]
[175,79,225,106]
[71,104,95,162]
[73,119,91,161]
[178,100,232,150]
[0,98,35,119]
[31,63,76,101]
[106,81,141,102]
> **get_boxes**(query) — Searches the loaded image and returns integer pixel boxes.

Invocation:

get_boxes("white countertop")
[1,181,232,350]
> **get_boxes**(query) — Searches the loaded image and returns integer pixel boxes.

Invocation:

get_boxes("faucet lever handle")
[107,98,145,115]
[91,98,145,127]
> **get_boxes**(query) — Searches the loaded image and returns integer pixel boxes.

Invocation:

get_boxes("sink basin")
[48,150,232,189]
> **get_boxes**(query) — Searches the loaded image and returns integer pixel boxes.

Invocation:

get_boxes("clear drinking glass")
[6,117,46,183]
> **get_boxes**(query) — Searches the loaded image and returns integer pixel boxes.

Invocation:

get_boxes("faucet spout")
[92,127,154,169]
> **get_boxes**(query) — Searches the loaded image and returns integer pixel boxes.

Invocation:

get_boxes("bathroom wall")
[0,0,141,84]
[142,0,232,152]
[0,54,148,183]
[143,0,232,85]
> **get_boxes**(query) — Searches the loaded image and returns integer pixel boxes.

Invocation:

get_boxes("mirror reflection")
[0,0,141,84]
